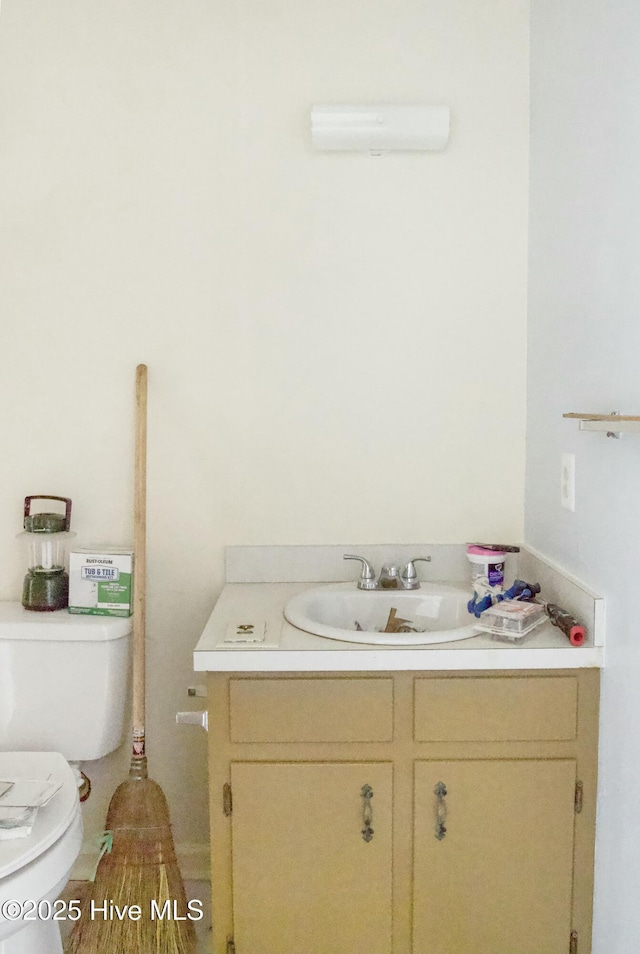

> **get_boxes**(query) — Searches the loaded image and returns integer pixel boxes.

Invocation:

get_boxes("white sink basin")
[284,582,477,646]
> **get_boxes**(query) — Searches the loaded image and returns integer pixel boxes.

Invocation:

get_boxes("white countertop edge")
[194,646,604,672]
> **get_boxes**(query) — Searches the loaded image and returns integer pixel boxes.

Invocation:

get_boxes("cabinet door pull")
[361,784,374,842]
[434,781,448,840]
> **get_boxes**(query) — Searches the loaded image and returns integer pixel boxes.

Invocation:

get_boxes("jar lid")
[467,545,507,558]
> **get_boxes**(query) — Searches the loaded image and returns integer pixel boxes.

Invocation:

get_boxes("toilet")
[0,603,131,954]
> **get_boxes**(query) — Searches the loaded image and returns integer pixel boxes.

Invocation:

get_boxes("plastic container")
[473,600,546,642]
[466,545,506,588]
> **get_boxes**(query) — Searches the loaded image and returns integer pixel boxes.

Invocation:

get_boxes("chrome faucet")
[343,555,377,590]
[344,554,431,590]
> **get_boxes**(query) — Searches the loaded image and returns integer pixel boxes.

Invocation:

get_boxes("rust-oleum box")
[68,548,134,617]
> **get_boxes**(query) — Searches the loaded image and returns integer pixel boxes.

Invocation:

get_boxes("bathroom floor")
[60,880,212,953]
[188,880,213,953]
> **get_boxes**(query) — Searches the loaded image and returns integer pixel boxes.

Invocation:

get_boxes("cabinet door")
[230,761,393,954]
[413,759,576,954]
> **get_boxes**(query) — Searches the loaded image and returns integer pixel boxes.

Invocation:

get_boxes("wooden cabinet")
[206,670,599,954]
[230,761,393,954]
[413,759,576,954]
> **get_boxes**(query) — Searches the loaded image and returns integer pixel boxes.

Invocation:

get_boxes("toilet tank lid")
[0,603,131,641]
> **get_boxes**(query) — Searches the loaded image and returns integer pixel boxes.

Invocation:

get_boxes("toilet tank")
[0,602,131,761]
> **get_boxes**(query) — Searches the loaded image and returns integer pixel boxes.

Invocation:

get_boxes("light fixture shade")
[311,104,450,153]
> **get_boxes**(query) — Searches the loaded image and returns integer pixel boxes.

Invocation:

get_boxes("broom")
[68,364,197,954]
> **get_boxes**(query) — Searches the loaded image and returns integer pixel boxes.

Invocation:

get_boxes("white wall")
[528,1,640,949]
[0,1,529,854]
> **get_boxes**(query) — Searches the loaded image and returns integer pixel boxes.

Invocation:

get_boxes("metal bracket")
[223,783,233,817]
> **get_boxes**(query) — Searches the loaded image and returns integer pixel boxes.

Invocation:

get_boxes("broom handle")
[131,363,148,778]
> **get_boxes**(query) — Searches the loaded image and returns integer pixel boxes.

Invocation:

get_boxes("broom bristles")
[67,777,197,954]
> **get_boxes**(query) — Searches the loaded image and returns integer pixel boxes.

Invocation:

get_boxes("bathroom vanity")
[194,546,603,954]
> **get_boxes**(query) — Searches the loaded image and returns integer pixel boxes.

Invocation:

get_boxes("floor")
[187,881,213,953]
[60,879,212,953]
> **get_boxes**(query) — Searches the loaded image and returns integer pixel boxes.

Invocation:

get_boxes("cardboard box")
[68,548,134,617]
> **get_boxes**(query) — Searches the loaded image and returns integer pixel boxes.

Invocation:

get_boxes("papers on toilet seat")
[0,777,63,840]
[0,778,62,808]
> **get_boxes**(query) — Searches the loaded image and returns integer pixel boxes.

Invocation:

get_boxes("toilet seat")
[0,752,82,952]
[0,752,79,880]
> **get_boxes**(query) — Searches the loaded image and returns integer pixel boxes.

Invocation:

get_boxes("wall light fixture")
[311,104,450,154]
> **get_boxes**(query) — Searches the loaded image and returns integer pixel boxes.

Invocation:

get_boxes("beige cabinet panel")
[413,759,576,954]
[230,761,393,954]
[229,678,393,742]
[414,676,578,742]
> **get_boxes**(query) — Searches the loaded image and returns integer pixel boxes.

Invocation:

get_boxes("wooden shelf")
[563,413,640,435]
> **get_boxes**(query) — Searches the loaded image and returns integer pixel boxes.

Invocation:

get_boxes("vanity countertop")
[193,581,604,672]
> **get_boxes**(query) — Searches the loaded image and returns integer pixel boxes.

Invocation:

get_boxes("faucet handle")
[344,554,377,590]
[400,557,432,590]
